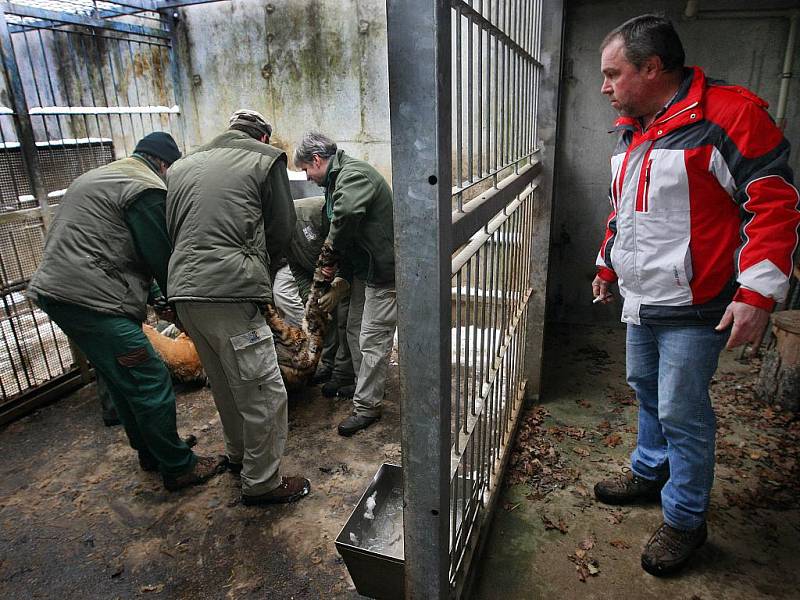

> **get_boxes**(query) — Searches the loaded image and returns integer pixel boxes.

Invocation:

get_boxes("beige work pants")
[347,278,397,418]
[272,264,305,328]
[176,301,287,496]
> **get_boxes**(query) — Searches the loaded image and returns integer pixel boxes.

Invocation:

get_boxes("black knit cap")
[133,132,182,165]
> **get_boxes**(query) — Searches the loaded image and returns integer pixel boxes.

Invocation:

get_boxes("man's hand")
[318,277,349,312]
[152,296,177,324]
[591,275,614,304]
[715,301,770,351]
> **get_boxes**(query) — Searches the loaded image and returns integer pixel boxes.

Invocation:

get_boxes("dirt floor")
[474,324,800,599]
[0,361,401,599]
[2,324,799,599]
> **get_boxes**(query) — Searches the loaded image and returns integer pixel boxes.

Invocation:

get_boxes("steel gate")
[0,1,214,423]
[387,0,560,596]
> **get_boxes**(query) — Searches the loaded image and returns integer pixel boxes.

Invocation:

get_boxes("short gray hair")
[294,131,337,166]
[601,14,685,72]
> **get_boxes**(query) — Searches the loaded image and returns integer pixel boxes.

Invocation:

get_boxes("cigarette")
[592,296,603,304]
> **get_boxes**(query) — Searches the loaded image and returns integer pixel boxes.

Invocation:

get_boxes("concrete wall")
[173,0,391,181]
[548,0,800,325]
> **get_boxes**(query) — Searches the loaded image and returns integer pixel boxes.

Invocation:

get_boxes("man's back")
[166,129,289,303]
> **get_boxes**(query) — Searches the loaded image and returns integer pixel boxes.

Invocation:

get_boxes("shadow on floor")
[473,323,800,600]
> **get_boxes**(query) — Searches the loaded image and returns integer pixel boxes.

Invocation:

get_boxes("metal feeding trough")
[335,463,404,600]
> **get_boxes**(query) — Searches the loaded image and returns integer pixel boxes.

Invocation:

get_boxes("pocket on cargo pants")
[230,325,274,381]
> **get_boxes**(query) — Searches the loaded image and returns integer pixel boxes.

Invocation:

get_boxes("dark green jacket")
[166,130,295,303]
[288,196,327,301]
[27,156,167,321]
[324,150,395,284]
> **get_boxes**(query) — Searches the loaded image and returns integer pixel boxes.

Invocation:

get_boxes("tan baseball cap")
[228,109,272,138]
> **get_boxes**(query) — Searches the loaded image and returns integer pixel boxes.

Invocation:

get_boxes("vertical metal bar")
[467,10,473,184]
[89,30,124,153]
[455,269,461,454]
[0,11,51,227]
[0,115,26,211]
[165,11,188,152]
[492,23,498,177]
[106,35,140,154]
[63,32,99,162]
[463,257,471,434]
[471,248,479,415]
[387,0,452,596]
[75,33,105,157]
[125,40,150,137]
[477,6,483,177]
[36,29,86,175]
[456,5,462,193]
[129,40,154,133]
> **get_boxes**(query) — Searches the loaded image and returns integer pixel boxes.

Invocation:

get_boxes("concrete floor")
[474,324,800,599]
[0,361,402,598]
[1,324,798,599]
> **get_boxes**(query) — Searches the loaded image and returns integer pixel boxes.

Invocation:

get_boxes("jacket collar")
[323,148,346,188]
[611,66,706,136]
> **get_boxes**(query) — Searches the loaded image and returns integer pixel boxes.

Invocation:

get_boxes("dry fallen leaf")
[140,584,165,593]
[573,447,590,457]
[603,433,623,448]
[541,514,569,534]
[579,537,595,551]
[610,539,631,549]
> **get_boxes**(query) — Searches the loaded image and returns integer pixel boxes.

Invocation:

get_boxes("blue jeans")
[627,323,728,530]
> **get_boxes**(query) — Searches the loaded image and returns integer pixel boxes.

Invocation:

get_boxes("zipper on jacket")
[635,143,655,213]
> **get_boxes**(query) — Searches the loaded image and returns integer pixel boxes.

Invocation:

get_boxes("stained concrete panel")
[173,0,391,181]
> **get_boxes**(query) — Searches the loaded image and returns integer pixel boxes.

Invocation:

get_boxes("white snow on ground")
[0,137,113,149]
[29,105,181,115]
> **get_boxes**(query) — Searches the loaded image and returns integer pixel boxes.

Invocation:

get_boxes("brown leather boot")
[163,455,226,491]
[594,471,664,505]
[641,522,707,576]
[241,477,311,505]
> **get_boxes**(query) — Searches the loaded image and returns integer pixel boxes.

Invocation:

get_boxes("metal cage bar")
[389,0,550,596]
[0,1,204,420]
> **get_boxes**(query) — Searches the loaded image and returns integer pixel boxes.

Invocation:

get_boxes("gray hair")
[601,14,685,72]
[293,131,337,166]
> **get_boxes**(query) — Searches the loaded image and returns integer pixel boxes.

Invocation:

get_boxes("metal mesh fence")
[0,5,183,410]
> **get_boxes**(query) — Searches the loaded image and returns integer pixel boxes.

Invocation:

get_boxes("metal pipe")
[777,11,798,129]
[0,10,51,228]
[684,3,798,132]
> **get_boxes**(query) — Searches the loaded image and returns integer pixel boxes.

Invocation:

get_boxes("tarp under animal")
[145,263,332,391]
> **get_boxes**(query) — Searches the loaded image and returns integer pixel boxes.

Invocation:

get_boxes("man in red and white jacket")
[591,15,799,577]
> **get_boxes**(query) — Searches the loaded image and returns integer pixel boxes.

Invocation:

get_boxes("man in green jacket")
[294,132,396,436]
[167,110,310,505]
[287,196,355,395]
[27,132,225,491]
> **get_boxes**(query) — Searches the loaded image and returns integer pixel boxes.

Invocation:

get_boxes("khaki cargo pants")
[347,278,397,418]
[176,301,287,496]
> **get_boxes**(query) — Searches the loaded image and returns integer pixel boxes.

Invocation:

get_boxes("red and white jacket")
[596,67,800,325]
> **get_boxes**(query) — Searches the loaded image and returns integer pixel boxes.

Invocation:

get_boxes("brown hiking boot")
[641,522,707,576]
[138,435,199,473]
[241,476,311,505]
[594,471,664,505]
[163,455,226,491]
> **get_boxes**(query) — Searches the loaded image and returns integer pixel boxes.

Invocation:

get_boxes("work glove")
[318,277,349,313]
[152,294,177,325]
